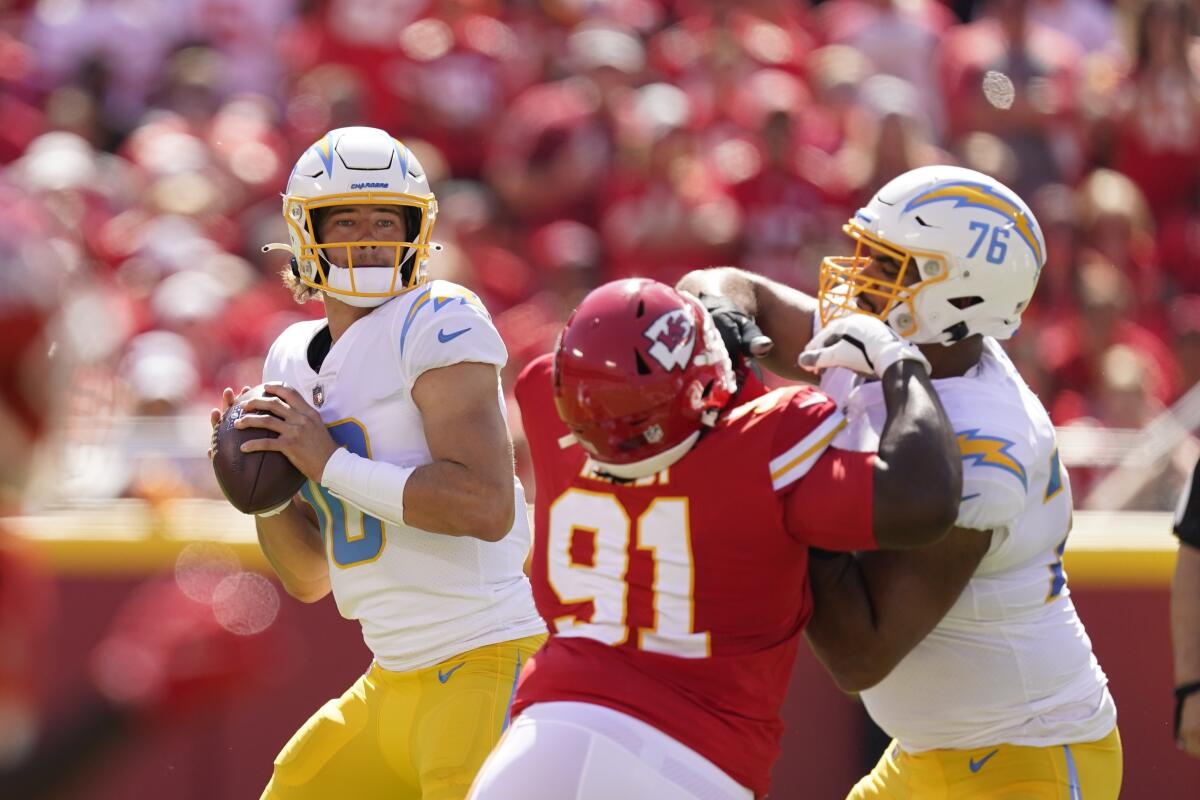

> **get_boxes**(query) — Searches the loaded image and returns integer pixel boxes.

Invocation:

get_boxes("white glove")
[799,314,931,378]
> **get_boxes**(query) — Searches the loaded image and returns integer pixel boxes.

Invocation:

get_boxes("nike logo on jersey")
[438,662,466,683]
[968,749,1000,773]
[438,327,471,343]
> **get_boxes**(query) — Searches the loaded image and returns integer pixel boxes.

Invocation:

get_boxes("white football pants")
[467,701,754,800]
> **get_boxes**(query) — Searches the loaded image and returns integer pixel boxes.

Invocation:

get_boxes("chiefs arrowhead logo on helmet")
[644,310,696,371]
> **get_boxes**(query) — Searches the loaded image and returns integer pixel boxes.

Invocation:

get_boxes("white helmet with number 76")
[267,126,439,308]
[818,165,1046,345]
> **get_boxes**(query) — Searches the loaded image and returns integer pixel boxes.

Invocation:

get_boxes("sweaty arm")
[320,361,516,541]
[255,499,330,603]
[676,267,818,381]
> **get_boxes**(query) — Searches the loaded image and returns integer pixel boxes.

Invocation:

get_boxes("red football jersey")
[512,354,877,797]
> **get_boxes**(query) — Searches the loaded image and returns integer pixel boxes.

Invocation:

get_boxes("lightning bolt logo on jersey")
[956,429,1029,490]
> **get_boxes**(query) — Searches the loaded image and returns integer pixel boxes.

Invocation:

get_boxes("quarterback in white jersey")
[210,127,544,800]
[680,165,1121,799]
[261,280,543,670]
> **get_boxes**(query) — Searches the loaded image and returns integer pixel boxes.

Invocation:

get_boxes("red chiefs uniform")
[513,354,877,797]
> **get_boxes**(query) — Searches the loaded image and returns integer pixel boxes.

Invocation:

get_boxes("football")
[212,385,306,515]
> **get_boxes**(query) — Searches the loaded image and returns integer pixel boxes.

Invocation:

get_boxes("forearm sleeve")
[320,448,415,528]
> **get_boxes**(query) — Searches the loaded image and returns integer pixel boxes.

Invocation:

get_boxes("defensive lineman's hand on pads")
[698,293,773,371]
[798,314,931,378]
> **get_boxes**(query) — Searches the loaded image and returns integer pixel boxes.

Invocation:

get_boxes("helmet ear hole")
[949,295,984,310]
[943,321,970,342]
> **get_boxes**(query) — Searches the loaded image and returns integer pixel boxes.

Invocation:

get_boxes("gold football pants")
[261,634,546,800]
[847,726,1122,800]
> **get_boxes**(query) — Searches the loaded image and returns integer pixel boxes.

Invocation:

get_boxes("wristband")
[320,447,415,528]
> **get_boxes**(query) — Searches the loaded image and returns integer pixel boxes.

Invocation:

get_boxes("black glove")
[698,293,774,378]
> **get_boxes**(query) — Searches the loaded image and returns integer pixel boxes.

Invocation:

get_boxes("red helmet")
[553,279,736,479]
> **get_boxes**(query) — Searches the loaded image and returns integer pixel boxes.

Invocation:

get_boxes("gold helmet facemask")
[818,220,950,338]
[274,192,438,302]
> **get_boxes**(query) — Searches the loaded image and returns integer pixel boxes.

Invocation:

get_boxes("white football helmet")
[818,165,1046,345]
[269,127,438,308]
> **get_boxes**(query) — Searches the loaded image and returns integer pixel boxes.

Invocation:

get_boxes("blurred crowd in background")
[2,0,1199,510]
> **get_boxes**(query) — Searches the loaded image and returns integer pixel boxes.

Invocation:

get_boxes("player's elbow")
[817,644,893,692]
[873,472,958,549]
[831,663,888,693]
[901,495,958,547]
[472,517,512,543]
[282,579,331,604]
[464,484,515,542]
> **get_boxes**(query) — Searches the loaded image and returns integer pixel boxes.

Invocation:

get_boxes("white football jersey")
[821,337,1116,751]
[263,280,545,672]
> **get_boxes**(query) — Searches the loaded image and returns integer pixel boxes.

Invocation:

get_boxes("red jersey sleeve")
[515,353,568,494]
[767,388,846,492]
[514,352,555,427]
[783,446,877,551]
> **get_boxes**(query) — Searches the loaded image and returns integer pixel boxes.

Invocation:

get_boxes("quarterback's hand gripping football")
[234,384,339,483]
[208,385,251,459]
[798,314,931,379]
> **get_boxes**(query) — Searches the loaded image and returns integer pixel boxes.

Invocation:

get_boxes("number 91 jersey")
[511,354,878,798]
[262,280,544,672]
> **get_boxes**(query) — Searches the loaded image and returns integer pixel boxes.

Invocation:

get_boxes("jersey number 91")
[547,488,710,659]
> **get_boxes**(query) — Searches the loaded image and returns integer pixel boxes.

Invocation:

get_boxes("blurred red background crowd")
[2,0,1198,508]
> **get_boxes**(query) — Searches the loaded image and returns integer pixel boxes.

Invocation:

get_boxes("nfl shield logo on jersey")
[644,310,695,371]
[312,384,325,408]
